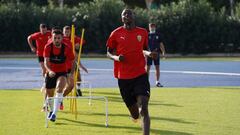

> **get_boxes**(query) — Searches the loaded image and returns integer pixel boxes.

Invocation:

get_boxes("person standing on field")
[146,23,166,87]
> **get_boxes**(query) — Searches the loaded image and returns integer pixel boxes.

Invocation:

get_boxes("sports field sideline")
[0,87,240,135]
[0,58,240,89]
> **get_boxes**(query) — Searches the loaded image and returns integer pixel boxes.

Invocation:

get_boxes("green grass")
[0,87,240,135]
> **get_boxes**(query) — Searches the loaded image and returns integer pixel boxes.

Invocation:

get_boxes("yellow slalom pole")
[70,25,76,113]
[73,28,85,120]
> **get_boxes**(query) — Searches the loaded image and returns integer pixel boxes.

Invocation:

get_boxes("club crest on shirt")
[137,35,142,42]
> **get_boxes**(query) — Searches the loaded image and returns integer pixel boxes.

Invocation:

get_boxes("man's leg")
[39,61,48,111]
[46,88,55,114]
[76,72,82,96]
[39,62,46,77]
[137,95,150,135]
[154,57,163,87]
[146,65,151,76]
[146,57,152,77]
[63,74,74,97]
[155,65,160,82]
[51,76,66,122]
[127,104,140,120]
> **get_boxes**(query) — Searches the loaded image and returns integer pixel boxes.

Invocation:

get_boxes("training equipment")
[44,96,108,127]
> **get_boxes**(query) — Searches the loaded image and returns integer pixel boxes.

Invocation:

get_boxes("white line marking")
[0,67,240,76]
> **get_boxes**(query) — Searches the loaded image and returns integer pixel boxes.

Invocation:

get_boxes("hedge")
[0,0,240,54]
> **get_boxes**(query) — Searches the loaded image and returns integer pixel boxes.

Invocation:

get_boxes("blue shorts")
[147,56,160,66]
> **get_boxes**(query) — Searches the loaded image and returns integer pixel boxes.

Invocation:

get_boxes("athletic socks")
[48,98,54,112]
[52,93,63,115]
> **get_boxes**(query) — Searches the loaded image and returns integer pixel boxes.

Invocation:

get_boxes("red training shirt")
[43,41,75,73]
[106,26,148,79]
[30,31,52,56]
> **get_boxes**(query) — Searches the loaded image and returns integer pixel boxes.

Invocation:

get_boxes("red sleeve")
[75,37,86,45]
[30,32,40,40]
[144,30,148,49]
[43,44,51,58]
[66,46,75,61]
[75,37,81,44]
[106,32,117,49]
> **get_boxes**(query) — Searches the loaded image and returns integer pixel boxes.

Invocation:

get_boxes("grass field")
[0,87,240,135]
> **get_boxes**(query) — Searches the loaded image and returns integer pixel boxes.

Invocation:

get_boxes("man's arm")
[80,62,88,73]
[27,36,36,52]
[107,47,124,62]
[142,46,158,59]
[160,42,166,57]
[44,57,55,77]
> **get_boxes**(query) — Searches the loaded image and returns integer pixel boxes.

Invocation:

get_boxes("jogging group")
[27,8,166,135]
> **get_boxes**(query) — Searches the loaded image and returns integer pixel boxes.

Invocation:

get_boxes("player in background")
[27,23,51,111]
[147,23,166,87]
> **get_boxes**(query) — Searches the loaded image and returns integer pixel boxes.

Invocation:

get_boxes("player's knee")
[132,113,139,119]
[140,106,149,117]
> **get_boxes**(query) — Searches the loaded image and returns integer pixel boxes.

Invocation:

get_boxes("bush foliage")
[0,0,240,54]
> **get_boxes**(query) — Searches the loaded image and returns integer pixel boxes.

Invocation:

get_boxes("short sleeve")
[106,32,117,49]
[66,46,75,61]
[30,32,40,40]
[43,45,50,58]
[143,30,148,49]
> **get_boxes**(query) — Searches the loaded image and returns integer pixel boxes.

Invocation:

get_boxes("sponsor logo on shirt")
[137,35,142,42]
[120,36,125,40]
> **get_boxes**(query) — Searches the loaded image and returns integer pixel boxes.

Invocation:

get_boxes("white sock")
[53,93,63,115]
[48,98,54,112]
[156,81,159,84]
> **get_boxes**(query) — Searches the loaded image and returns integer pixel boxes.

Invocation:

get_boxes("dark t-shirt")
[148,32,162,52]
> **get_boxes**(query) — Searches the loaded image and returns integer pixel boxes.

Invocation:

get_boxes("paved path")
[0,59,239,89]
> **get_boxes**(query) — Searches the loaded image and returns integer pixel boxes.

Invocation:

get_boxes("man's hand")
[31,47,36,53]
[48,71,56,78]
[119,55,124,62]
[162,53,166,59]
[150,51,158,60]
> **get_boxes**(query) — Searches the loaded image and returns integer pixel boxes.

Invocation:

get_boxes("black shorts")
[38,56,44,63]
[67,69,71,74]
[118,73,150,107]
[147,56,160,66]
[45,72,67,89]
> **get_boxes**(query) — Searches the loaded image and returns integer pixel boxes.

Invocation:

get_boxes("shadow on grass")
[81,90,184,108]
[149,101,183,107]
[93,113,195,124]
[216,87,240,91]
[58,118,193,135]
[90,91,120,96]
[59,112,195,124]
[79,94,183,108]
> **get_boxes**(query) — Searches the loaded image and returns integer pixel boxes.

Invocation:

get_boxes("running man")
[62,25,88,98]
[27,23,51,111]
[27,23,51,76]
[147,23,166,87]
[43,30,75,122]
[106,9,157,135]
